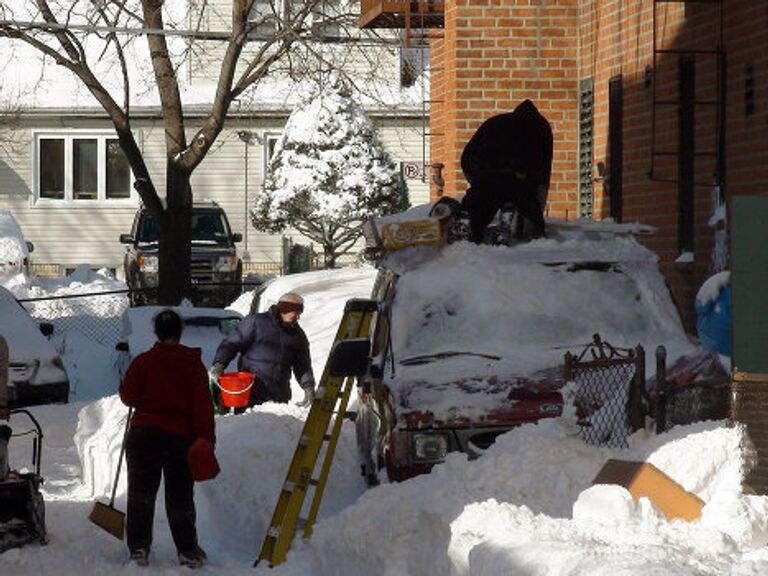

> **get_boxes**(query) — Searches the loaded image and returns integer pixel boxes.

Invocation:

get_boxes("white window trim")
[32,129,138,207]
[262,132,282,183]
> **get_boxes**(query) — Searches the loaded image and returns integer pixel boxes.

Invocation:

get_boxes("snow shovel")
[88,407,132,540]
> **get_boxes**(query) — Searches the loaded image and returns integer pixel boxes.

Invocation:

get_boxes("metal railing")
[654,346,731,434]
[564,334,646,448]
[19,289,130,349]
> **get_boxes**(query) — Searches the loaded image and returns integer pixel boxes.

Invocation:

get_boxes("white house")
[0,1,431,278]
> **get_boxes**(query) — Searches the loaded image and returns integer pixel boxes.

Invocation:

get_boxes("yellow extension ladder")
[255,298,379,567]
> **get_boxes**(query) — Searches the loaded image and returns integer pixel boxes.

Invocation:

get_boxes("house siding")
[0,114,428,275]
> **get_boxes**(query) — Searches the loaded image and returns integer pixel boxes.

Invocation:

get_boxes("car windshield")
[136,211,230,245]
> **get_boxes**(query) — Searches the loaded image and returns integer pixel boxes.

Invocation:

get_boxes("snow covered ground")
[1,231,766,575]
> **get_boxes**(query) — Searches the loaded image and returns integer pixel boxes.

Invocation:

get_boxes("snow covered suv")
[120,202,243,307]
[354,214,696,485]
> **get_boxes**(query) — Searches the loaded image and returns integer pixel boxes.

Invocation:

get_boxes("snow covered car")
[0,209,34,277]
[0,286,69,406]
[114,305,243,382]
[353,220,696,484]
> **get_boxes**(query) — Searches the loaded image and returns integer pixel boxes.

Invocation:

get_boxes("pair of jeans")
[125,426,198,555]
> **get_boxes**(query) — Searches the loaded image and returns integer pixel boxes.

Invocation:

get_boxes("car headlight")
[137,255,158,273]
[412,433,448,463]
[214,255,238,272]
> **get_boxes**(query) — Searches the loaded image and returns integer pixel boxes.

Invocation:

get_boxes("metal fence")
[654,347,731,433]
[655,381,731,433]
[564,334,646,448]
[19,289,131,350]
[18,282,265,350]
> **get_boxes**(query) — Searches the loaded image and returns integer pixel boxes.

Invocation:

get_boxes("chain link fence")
[19,289,130,350]
[565,335,646,448]
[653,347,731,433]
[655,380,731,433]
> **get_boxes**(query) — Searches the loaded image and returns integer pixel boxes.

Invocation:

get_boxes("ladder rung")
[309,478,320,487]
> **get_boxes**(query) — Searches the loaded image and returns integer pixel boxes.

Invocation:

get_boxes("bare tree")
[0,0,401,303]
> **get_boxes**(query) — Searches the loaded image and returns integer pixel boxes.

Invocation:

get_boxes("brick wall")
[430,0,580,217]
[576,1,768,331]
[429,0,768,331]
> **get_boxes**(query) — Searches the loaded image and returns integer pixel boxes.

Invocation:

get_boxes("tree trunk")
[323,244,336,269]
[158,165,193,305]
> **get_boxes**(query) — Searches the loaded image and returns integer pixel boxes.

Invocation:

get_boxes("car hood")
[386,361,564,428]
[0,290,58,363]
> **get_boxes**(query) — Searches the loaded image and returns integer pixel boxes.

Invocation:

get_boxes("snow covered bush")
[251,75,400,268]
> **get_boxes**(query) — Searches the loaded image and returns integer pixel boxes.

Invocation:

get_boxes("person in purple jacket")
[210,292,316,409]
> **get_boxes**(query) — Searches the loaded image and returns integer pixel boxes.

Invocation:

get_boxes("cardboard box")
[592,459,704,522]
[380,219,446,251]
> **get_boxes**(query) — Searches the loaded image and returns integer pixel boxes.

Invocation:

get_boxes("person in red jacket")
[119,309,214,569]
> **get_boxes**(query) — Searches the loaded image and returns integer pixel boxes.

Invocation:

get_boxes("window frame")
[262,132,282,184]
[32,129,137,207]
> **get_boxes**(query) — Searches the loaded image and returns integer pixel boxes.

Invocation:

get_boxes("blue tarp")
[696,283,732,357]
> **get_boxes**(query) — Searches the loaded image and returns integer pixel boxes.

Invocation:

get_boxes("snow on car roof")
[0,284,58,362]
[121,305,243,368]
[0,208,29,267]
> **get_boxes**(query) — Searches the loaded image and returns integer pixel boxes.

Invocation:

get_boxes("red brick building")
[361,1,768,331]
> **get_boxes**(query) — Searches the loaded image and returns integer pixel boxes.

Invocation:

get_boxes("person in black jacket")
[210,292,316,409]
[460,99,553,242]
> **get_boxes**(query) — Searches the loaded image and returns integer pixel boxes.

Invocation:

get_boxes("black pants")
[125,427,198,555]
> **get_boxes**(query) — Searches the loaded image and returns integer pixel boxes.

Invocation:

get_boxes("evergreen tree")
[252,75,400,268]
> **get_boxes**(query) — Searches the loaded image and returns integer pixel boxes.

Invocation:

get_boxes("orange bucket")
[217,372,254,408]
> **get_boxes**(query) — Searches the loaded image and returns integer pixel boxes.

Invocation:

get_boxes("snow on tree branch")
[251,73,400,268]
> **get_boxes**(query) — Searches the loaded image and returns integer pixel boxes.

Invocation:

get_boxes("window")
[35,132,134,203]
[263,133,281,181]
[248,1,341,38]
[248,0,290,35]
[309,1,342,39]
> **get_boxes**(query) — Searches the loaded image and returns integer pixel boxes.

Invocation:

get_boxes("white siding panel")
[0,114,427,274]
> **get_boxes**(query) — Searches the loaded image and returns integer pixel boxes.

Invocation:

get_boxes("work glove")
[296,386,315,408]
[209,362,225,380]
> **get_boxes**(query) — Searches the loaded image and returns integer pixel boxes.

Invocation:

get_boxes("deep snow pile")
[62,392,768,576]
[3,230,767,575]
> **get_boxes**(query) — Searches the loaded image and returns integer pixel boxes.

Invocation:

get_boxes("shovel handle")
[109,407,133,507]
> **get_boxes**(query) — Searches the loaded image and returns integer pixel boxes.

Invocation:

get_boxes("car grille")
[9,360,39,383]
[467,430,505,451]
[190,259,214,282]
